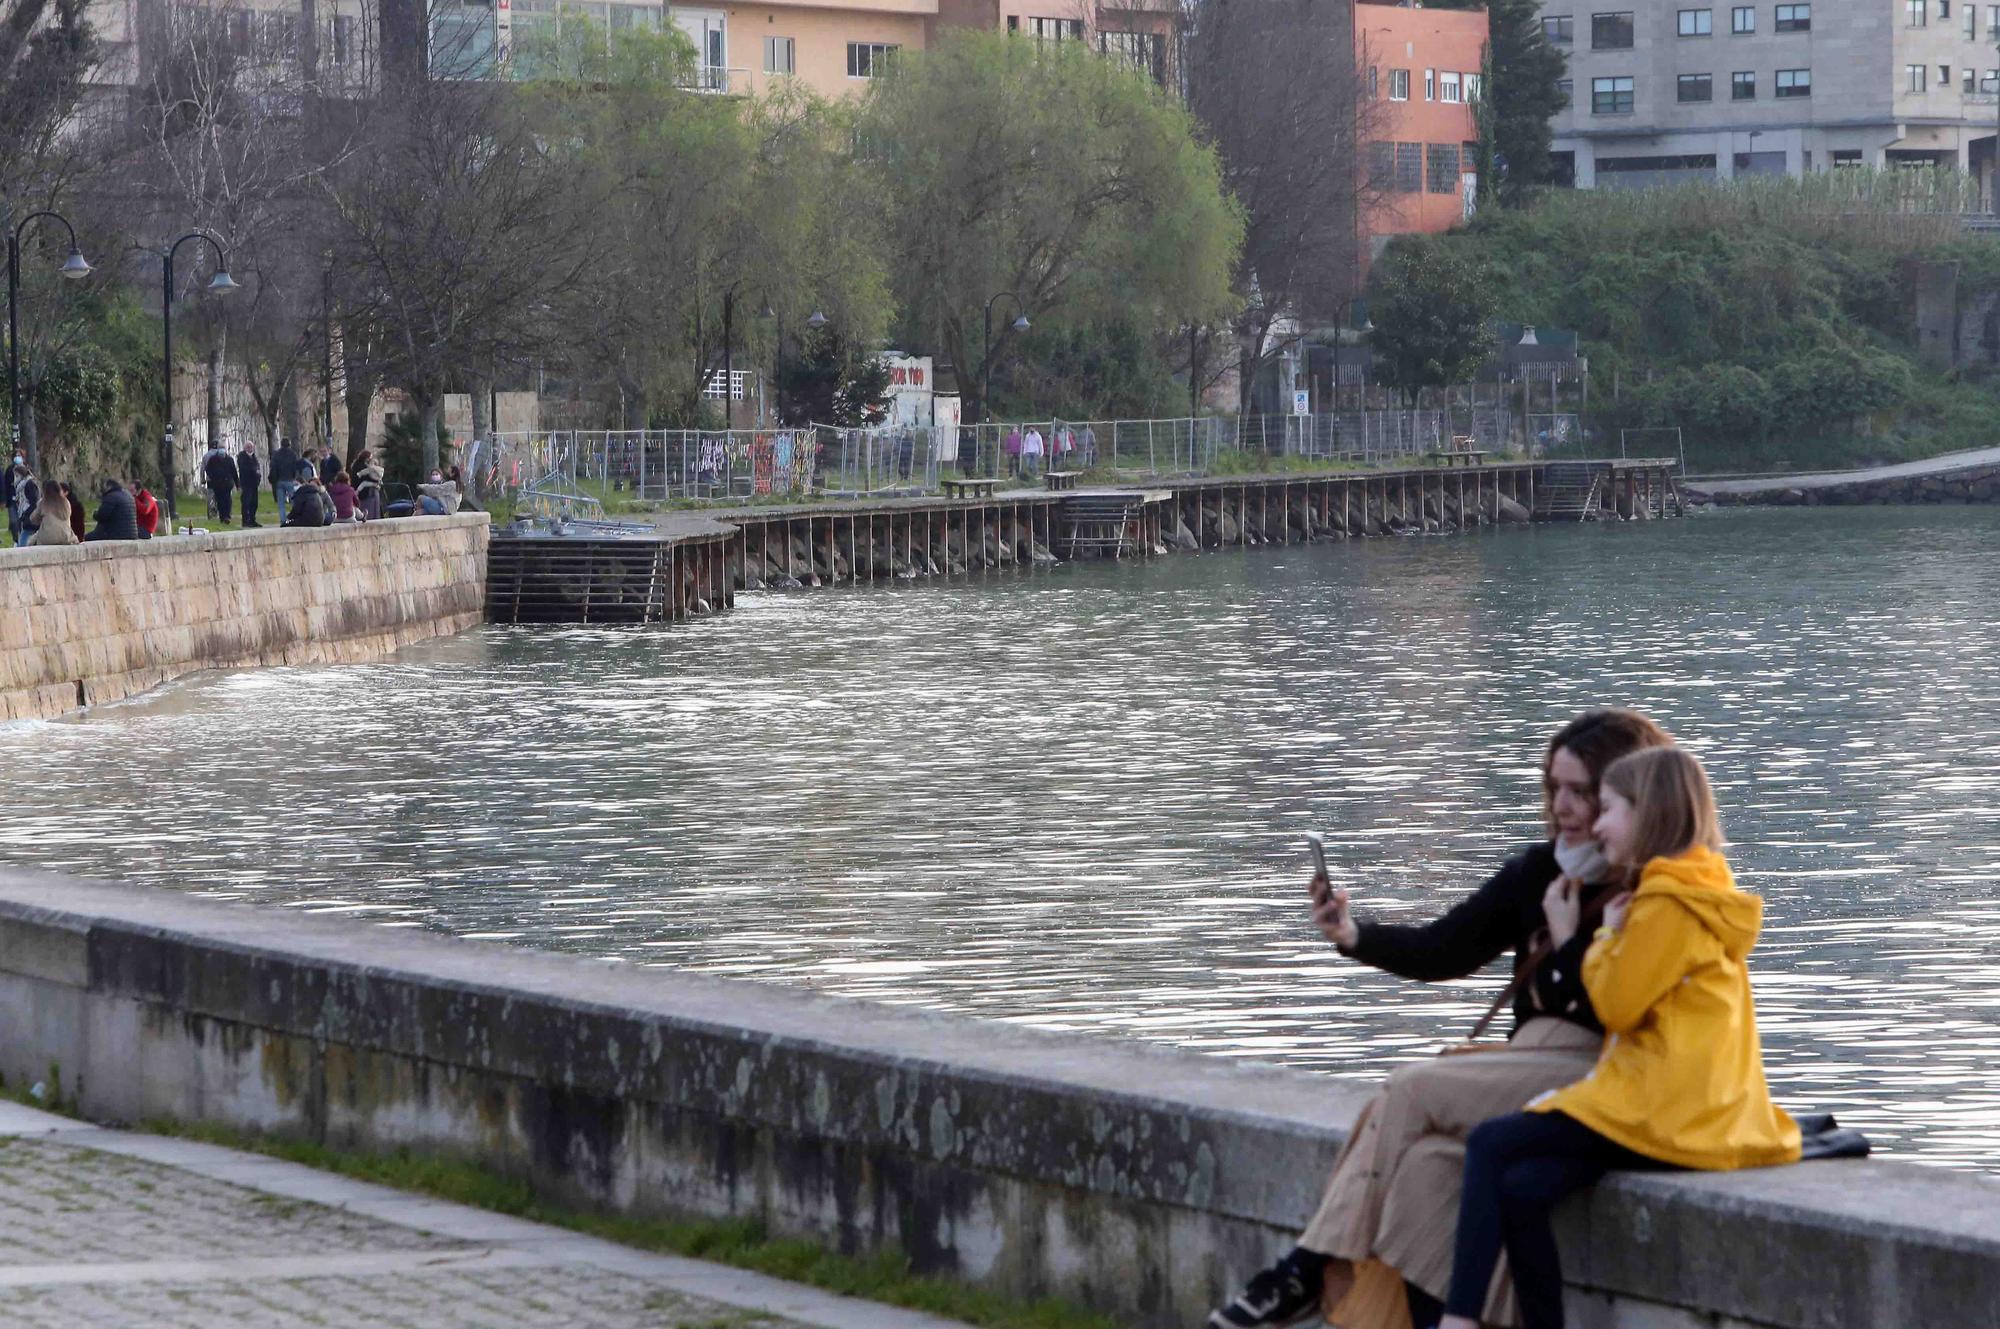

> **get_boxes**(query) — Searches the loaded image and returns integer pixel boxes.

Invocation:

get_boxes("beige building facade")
[1549,0,2000,192]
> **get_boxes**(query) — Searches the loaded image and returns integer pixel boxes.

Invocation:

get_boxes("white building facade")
[1548,0,2000,194]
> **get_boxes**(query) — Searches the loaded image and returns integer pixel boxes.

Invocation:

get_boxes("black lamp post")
[7,210,93,471]
[160,231,239,530]
[980,290,1030,425]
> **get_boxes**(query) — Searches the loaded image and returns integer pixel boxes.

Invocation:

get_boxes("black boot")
[1207,1248,1329,1328]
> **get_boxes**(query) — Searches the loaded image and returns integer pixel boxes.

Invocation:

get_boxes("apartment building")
[1548,0,2000,189]
[1357,2,1488,257]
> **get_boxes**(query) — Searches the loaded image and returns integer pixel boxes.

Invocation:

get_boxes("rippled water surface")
[9,506,2000,1169]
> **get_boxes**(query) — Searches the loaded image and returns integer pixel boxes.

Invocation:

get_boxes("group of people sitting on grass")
[1208,708,1861,1329]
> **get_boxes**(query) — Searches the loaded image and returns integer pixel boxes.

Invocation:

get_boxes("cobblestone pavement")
[0,1104,972,1329]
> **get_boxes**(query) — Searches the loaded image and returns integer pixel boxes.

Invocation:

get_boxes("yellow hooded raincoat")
[1531,845,1801,1171]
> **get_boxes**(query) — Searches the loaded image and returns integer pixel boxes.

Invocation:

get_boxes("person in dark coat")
[237,443,264,527]
[284,474,329,527]
[85,480,139,541]
[317,446,341,487]
[271,440,302,517]
[202,445,237,525]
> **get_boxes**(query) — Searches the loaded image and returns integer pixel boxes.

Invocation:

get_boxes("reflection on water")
[8,506,2000,1170]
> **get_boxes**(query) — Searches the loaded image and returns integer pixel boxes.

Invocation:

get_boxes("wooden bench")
[1428,448,1488,468]
[1044,470,1080,492]
[941,477,999,499]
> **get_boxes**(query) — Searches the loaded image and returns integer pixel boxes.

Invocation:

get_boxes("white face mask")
[1554,837,1612,884]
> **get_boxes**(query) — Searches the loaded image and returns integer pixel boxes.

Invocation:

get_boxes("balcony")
[683,64,752,94]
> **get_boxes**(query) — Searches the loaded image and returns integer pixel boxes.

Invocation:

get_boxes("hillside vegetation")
[1449,171,2000,471]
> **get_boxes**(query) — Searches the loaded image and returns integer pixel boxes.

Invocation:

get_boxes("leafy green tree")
[1367,235,1498,401]
[1433,0,1568,201]
[774,331,891,428]
[859,31,1241,423]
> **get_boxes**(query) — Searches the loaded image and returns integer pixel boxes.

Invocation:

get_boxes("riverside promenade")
[0,1100,971,1329]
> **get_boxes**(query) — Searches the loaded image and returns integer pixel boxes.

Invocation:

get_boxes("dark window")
[1427,143,1462,193]
[1832,149,1863,166]
[1591,74,1635,112]
[331,13,356,65]
[1100,29,1166,82]
[1678,72,1713,100]
[1368,141,1395,187]
[1028,16,1083,41]
[1557,77,1574,105]
[847,42,898,77]
[1394,142,1423,193]
[1731,70,1756,98]
[1775,67,1810,97]
[1543,14,1575,42]
[1776,3,1810,29]
[1591,11,1634,47]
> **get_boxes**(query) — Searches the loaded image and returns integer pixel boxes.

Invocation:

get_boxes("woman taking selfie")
[1437,747,1799,1329]
[1207,709,1672,1329]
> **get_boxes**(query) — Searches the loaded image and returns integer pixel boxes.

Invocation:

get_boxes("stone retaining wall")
[0,871,1992,1328]
[0,515,489,722]
[1698,465,2000,507]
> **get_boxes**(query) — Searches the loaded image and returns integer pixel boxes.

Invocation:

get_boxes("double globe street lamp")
[7,210,94,470]
[160,231,239,530]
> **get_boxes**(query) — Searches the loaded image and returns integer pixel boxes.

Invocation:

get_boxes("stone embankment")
[0,515,488,722]
[2,869,1990,1329]
[1688,444,2000,507]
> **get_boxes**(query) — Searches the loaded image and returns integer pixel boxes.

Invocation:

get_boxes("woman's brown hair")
[1541,708,1674,834]
[1602,747,1725,866]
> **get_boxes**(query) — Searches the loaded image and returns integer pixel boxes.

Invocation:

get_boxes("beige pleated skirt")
[1299,1018,1602,1329]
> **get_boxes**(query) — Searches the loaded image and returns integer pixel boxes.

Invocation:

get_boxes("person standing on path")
[1003,426,1022,478]
[318,445,341,487]
[1207,710,1673,1329]
[1021,425,1044,479]
[203,443,237,525]
[3,456,37,547]
[271,439,302,518]
[351,450,384,520]
[237,442,263,527]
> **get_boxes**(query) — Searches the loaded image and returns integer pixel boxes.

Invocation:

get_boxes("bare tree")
[1185,0,1383,414]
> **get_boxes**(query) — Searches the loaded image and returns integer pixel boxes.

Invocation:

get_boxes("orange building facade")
[1353,2,1489,265]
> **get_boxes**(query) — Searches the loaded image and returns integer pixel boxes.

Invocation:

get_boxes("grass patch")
[143,1119,1122,1329]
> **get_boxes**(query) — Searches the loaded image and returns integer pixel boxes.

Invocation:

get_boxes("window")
[1966,67,1978,93]
[1369,65,1379,97]
[1678,8,1713,34]
[1966,5,1978,35]
[1591,74,1635,112]
[1441,70,1463,102]
[1425,68,1436,100]
[1907,62,1927,92]
[1731,5,1755,30]
[1426,144,1462,194]
[846,42,896,77]
[226,8,251,54]
[1941,0,1951,15]
[1557,77,1574,105]
[1907,0,1926,23]
[1678,72,1713,100]
[1775,3,1810,29]
[763,35,794,75]
[1943,64,1953,86]
[1542,14,1575,42]
[1990,4,2000,33]
[1006,14,1018,29]
[1368,141,1395,187]
[1776,67,1810,97]
[1732,69,1756,98]
[1389,67,1410,100]
[1395,142,1423,193]
[1100,29,1165,81]
[331,13,356,64]
[1832,149,1863,167]
[1591,11,1634,46]
[1987,68,2000,91]
[1028,16,1083,41]
[1465,73,1484,101]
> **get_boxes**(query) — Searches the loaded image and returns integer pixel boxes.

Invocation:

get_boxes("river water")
[7,506,1999,1170]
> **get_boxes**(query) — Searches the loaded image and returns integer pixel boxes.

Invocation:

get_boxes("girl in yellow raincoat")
[1435,747,1800,1329]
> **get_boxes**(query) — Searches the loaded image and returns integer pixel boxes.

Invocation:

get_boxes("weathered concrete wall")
[0,515,489,722]
[0,872,1992,1327]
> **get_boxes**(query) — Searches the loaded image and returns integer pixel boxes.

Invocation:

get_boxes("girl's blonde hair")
[1602,747,1725,866]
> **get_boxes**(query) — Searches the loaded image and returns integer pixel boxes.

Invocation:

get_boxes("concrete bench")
[1044,471,1080,492]
[941,478,999,500]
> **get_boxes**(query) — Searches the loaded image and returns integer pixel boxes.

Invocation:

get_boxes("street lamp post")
[980,291,1030,426]
[160,231,239,531]
[7,210,93,471]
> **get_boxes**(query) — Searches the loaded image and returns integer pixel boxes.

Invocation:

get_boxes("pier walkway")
[0,1101,971,1329]
[1689,444,2000,500]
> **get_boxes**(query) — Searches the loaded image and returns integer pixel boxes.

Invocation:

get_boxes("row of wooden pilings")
[484,460,1679,623]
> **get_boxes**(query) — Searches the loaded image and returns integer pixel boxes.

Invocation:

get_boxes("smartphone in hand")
[1306,831,1330,882]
